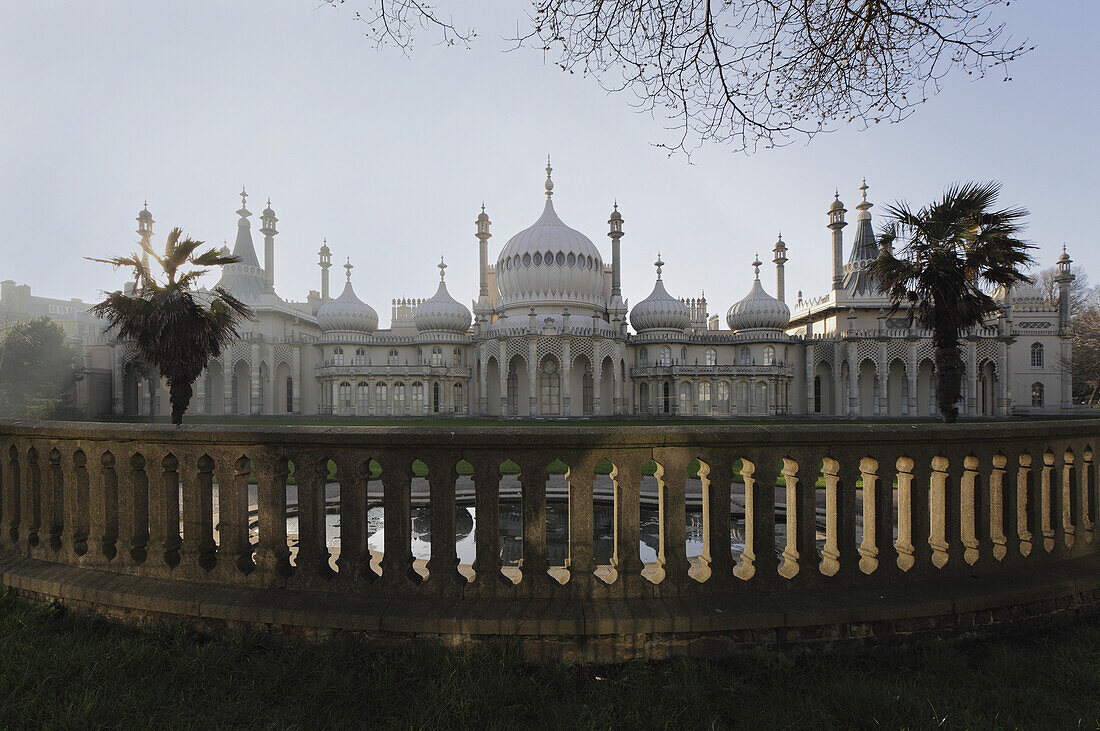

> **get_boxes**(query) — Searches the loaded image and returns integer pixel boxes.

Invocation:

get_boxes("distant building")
[11,166,1075,419]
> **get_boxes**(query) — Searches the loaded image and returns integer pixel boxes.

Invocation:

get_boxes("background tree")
[1070,299,1100,405]
[0,317,82,419]
[90,229,252,425]
[323,0,1031,152]
[869,181,1033,422]
[1036,262,1095,316]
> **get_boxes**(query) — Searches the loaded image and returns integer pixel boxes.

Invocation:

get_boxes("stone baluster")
[779,455,803,580]
[87,450,119,565]
[698,453,735,591]
[180,451,216,574]
[334,454,374,588]
[1016,452,1035,558]
[2,444,20,551]
[147,449,181,572]
[857,457,881,575]
[1040,451,1057,554]
[40,447,63,557]
[286,454,332,588]
[515,455,553,595]
[895,456,916,572]
[928,455,952,569]
[566,454,597,597]
[20,445,41,554]
[252,453,292,584]
[989,453,1009,562]
[471,457,507,595]
[737,452,778,585]
[819,457,842,577]
[959,455,981,567]
[212,454,254,581]
[653,449,691,592]
[610,457,644,596]
[1060,448,1077,552]
[1081,445,1095,545]
[425,454,466,594]
[378,453,421,589]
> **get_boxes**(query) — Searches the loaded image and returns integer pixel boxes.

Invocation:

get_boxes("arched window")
[814,375,822,414]
[639,381,650,413]
[393,382,406,414]
[411,381,424,414]
[658,346,672,366]
[755,381,768,411]
[717,382,730,413]
[433,382,441,412]
[699,382,712,415]
[354,348,366,366]
[739,346,751,366]
[582,366,594,415]
[506,364,519,415]
[357,381,369,414]
[285,376,293,413]
[639,347,649,367]
[1031,342,1044,368]
[338,381,352,415]
[333,346,344,366]
[763,346,776,366]
[431,346,444,367]
[454,383,465,413]
[540,359,561,415]
[705,348,717,366]
[678,382,692,415]
[387,349,399,366]
[681,347,687,362]
[453,347,462,367]
[375,382,387,413]
[1031,381,1044,407]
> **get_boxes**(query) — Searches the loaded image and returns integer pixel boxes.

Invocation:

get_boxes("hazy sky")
[2,2,1097,323]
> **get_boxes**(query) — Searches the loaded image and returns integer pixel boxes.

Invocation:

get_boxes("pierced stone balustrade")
[1,419,1098,661]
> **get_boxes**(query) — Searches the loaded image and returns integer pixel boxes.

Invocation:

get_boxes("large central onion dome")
[415,258,472,334]
[495,161,605,309]
[317,259,378,333]
[727,257,791,332]
[630,255,690,333]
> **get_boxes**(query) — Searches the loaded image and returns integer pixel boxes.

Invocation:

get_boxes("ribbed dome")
[317,279,378,333]
[630,277,690,333]
[415,276,471,334]
[727,264,790,331]
[495,166,605,310]
[1010,279,1045,304]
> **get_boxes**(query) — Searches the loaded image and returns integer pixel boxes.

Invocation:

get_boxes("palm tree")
[869,181,1034,423]
[90,228,252,425]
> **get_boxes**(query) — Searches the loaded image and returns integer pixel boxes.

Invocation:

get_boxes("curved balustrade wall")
[0,419,1098,660]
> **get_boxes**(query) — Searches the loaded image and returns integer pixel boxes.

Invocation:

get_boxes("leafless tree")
[321,0,1030,153]
[1035,263,1095,317]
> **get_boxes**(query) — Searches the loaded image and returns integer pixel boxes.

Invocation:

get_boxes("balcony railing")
[0,419,1097,658]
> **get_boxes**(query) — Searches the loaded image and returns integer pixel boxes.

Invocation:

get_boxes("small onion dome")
[415,258,471,334]
[726,257,791,331]
[630,255,690,332]
[829,192,845,213]
[262,200,276,217]
[317,260,378,333]
[137,204,153,220]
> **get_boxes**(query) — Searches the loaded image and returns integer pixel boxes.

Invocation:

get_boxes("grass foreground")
[0,590,1097,728]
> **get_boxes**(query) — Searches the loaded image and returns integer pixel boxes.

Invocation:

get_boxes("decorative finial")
[344,257,353,281]
[1063,243,1068,254]
[834,190,840,200]
[860,178,868,203]
[613,199,618,212]
[267,197,272,207]
[481,201,486,213]
[654,253,664,280]
[241,186,248,206]
[438,256,447,281]
[545,156,554,198]
[143,201,148,210]
[752,254,762,279]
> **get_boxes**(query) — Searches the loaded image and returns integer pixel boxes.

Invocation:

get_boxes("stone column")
[223,360,233,415]
[833,342,844,417]
[478,352,489,416]
[966,340,978,416]
[730,378,738,416]
[997,341,1009,415]
[671,375,680,416]
[291,347,301,414]
[805,354,815,415]
[194,370,206,415]
[561,340,572,417]
[331,380,339,416]
[592,356,603,417]
[527,340,538,417]
[847,346,858,417]
[768,378,777,416]
[112,348,124,415]
[877,342,889,416]
[250,344,261,415]
[907,343,918,416]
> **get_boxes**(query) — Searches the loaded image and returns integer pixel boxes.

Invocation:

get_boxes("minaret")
[474,203,491,316]
[260,198,278,294]
[136,202,154,271]
[608,201,627,320]
[1055,245,1075,330]
[828,191,847,291]
[319,238,332,302]
[772,231,788,302]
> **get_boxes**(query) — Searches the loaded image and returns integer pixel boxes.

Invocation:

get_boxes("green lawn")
[0,590,1097,728]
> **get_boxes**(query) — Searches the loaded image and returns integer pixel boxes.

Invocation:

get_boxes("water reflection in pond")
[285,500,754,565]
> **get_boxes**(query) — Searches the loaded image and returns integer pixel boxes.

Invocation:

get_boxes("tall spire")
[237,186,250,220]
[752,254,762,280]
[438,256,447,281]
[344,256,353,281]
[856,178,873,221]
[654,253,664,280]
[544,155,554,199]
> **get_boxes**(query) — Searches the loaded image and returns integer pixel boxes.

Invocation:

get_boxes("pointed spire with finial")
[654,253,664,280]
[544,155,554,199]
[344,257,353,281]
[856,178,873,220]
[752,254,762,279]
[438,256,447,281]
[237,186,250,220]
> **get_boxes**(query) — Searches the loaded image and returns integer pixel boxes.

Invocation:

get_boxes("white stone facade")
[38,170,1075,420]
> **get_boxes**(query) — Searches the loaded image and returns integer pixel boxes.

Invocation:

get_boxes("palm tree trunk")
[934,326,963,423]
[168,378,193,425]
